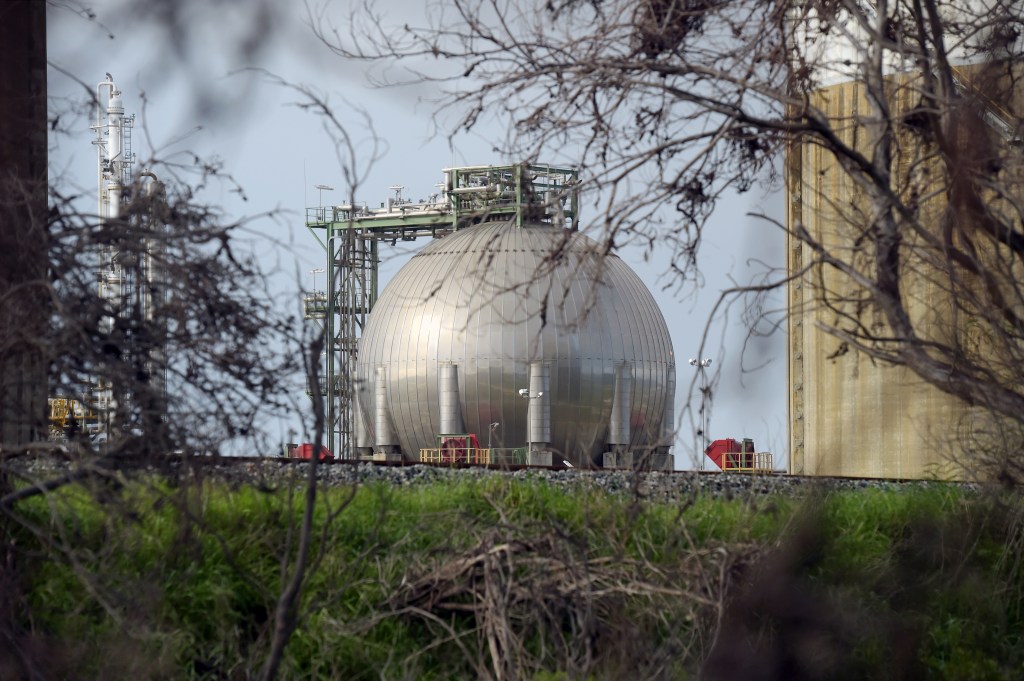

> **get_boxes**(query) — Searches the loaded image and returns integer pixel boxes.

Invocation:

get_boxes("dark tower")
[0,0,48,448]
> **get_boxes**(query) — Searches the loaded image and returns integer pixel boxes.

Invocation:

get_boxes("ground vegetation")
[2,472,1021,679]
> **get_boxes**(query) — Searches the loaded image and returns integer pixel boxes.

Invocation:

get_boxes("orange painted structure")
[289,443,335,461]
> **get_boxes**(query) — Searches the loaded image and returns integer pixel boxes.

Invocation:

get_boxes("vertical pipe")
[570,168,579,231]
[95,77,125,441]
[369,238,379,309]
[374,365,398,448]
[94,78,115,222]
[514,163,523,228]
[139,172,161,327]
[107,94,124,313]
[325,227,335,456]
[140,172,167,430]
[105,89,124,220]
[661,363,676,448]
[528,361,550,448]
[438,363,464,434]
[354,384,372,455]
[608,362,632,446]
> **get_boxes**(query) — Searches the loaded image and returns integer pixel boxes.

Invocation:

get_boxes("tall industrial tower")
[787,4,1022,478]
[88,75,167,442]
[0,0,47,447]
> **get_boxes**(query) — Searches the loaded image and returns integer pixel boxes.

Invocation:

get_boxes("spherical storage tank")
[354,220,676,466]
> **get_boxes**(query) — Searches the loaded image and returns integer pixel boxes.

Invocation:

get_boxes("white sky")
[47,0,788,469]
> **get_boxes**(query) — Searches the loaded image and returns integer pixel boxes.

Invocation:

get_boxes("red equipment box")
[704,438,754,470]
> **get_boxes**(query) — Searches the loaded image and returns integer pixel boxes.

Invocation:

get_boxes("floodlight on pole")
[314,183,334,208]
[310,267,325,292]
[488,422,500,450]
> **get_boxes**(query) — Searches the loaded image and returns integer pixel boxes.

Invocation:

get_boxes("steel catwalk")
[355,220,676,465]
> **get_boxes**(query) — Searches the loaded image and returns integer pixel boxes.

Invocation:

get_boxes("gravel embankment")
[7,454,977,502]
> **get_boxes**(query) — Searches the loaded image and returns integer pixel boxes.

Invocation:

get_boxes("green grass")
[2,474,1021,679]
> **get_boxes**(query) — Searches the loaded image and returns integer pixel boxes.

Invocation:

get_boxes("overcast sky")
[47,0,788,469]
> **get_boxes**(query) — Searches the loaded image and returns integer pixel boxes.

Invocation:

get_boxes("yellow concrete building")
[787,65,1021,479]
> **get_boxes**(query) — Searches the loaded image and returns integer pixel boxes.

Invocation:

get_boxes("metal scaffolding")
[304,163,579,457]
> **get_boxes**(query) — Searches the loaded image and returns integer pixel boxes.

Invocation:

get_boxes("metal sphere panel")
[355,221,675,462]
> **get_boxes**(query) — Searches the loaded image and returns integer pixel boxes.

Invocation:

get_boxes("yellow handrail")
[420,447,491,465]
[721,451,774,474]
